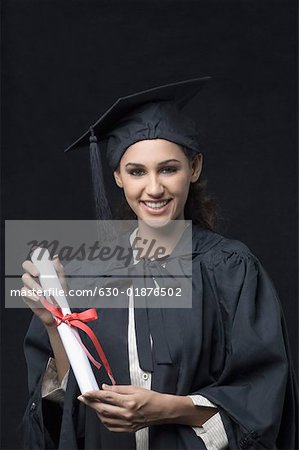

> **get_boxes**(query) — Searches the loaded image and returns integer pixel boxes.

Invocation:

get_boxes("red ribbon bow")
[39,295,116,385]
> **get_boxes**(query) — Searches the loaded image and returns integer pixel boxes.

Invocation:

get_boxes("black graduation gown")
[22,225,298,450]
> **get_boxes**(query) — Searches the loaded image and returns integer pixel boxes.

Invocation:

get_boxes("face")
[113,139,202,226]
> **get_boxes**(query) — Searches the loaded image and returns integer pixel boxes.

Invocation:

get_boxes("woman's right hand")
[21,256,67,328]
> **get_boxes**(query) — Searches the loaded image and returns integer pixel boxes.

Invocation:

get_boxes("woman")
[21,77,297,450]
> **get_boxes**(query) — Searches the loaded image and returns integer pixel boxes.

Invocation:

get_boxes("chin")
[140,216,172,228]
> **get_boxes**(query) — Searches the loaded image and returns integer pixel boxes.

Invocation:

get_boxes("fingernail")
[77,395,84,401]
[102,383,109,389]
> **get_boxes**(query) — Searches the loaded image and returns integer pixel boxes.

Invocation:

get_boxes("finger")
[21,288,49,313]
[81,390,126,408]
[21,286,40,302]
[105,427,128,432]
[102,384,137,394]
[52,255,65,276]
[97,416,132,429]
[21,272,42,293]
[97,416,130,432]
[78,397,125,419]
[22,261,40,278]
[81,389,102,398]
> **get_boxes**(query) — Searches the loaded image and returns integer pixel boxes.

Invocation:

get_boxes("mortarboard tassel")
[89,127,116,243]
[89,127,113,221]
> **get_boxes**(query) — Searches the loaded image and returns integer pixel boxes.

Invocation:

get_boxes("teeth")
[144,200,169,209]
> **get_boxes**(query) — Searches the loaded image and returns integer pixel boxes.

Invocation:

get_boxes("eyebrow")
[125,159,181,167]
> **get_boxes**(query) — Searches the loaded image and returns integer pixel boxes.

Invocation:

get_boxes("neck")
[134,219,188,260]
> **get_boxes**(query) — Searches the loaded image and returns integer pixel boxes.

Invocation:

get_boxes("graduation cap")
[65,76,211,220]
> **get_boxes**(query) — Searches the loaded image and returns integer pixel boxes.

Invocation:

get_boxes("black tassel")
[89,127,116,243]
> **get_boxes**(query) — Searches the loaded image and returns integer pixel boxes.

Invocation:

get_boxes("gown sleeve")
[191,245,298,450]
[22,315,63,449]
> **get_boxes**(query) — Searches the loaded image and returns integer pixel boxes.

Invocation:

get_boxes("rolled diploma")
[31,248,99,394]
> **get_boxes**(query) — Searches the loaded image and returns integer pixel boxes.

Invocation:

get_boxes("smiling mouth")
[141,199,172,210]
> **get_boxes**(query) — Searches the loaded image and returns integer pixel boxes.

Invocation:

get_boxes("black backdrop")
[1,1,298,449]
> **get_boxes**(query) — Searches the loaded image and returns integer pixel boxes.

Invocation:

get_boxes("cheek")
[168,173,190,194]
[121,175,143,200]
[171,177,191,208]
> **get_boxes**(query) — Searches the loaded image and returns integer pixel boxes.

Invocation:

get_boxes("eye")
[160,166,178,174]
[128,168,146,176]
[127,166,178,176]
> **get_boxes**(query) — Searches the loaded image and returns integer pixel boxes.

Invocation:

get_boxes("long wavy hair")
[113,146,219,231]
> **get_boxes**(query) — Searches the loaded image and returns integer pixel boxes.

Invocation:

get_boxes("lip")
[140,199,173,215]
[141,199,171,203]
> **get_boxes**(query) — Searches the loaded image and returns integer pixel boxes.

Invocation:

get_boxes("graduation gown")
[22,225,298,450]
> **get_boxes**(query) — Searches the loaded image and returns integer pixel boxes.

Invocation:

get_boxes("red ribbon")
[39,295,116,385]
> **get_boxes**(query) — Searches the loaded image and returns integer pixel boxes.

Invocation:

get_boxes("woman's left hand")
[77,384,178,433]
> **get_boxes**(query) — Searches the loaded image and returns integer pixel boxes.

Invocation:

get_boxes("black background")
[1,1,297,449]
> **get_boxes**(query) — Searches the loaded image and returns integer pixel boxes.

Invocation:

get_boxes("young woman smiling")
[114,139,202,221]
[21,78,297,450]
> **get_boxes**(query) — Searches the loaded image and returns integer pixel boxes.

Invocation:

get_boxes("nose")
[145,173,164,198]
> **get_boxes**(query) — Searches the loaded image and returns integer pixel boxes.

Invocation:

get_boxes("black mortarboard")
[64,76,210,220]
[65,76,210,169]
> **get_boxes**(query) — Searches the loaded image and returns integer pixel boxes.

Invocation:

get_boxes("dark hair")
[114,146,219,231]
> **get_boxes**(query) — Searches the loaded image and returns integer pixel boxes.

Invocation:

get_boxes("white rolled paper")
[31,248,99,394]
